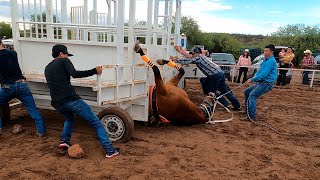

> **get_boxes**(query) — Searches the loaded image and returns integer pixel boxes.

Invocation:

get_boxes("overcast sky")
[0,0,319,35]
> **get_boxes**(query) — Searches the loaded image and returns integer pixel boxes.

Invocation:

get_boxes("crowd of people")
[236,47,317,86]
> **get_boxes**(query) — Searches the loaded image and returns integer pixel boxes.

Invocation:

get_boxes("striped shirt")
[175,54,223,77]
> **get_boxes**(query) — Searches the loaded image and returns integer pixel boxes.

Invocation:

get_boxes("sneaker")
[106,148,120,158]
[233,107,242,111]
[36,132,47,140]
[57,141,71,155]
[239,110,246,115]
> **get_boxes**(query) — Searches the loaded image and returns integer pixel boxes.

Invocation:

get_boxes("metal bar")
[83,0,88,41]
[10,0,23,68]
[162,0,168,58]
[22,0,26,37]
[116,0,125,65]
[92,0,97,41]
[46,0,54,39]
[107,0,112,42]
[28,0,31,37]
[166,0,173,58]
[61,0,67,39]
[146,0,153,56]
[34,0,39,38]
[153,0,159,45]
[40,0,44,38]
[97,74,102,105]
[310,71,315,88]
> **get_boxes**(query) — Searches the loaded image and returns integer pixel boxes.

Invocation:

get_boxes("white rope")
[246,93,279,133]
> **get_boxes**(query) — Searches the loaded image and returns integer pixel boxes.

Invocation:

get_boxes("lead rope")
[246,97,279,133]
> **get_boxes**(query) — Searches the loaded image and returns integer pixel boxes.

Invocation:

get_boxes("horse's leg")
[134,41,167,95]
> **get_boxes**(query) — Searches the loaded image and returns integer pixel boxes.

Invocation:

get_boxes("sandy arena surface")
[0,75,319,180]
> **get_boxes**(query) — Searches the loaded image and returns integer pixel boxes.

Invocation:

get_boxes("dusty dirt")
[0,78,320,180]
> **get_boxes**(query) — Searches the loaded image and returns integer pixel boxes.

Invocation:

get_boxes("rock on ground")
[68,144,85,159]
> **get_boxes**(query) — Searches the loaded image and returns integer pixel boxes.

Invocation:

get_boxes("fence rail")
[183,64,320,88]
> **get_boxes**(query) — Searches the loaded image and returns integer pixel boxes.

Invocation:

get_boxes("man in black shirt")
[0,39,46,136]
[45,44,119,158]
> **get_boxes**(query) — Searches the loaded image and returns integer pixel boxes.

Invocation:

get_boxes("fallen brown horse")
[134,42,214,126]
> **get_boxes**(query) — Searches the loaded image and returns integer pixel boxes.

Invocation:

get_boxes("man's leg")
[246,83,273,119]
[56,106,76,145]
[218,76,241,109]
[0,86,13,132]
[244,85,255,112]
[281,70,288,86]
[75,100,117,154]
[200,78,229,107]
[0,103,10,128]
[17,83,46,135]
[242,68,248,83]
[302,71,309,85]
[237,68,244,83]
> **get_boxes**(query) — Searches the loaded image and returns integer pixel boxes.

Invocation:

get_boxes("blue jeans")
[244,82,274,119]
[205,72,241,109]
[55,99,115,153]
[302,71,310,85]
[0,82,46,134]
[200,77,229,107]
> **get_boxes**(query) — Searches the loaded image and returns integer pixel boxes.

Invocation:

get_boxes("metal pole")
[61,0,67,40]
[10,0,23,67]
[107,0,112,42]
[46,0,54,39]
[34,0,39,38]
[116,0,124,65]
[113,0,117,25]
[128,0,136,64]
[166,0,173,58]
[83,0,88,41]
[175,0,182,46]
[92,0,97,41]
[146,0,153,56]
[310,70,315,88]
[153,0,159,45]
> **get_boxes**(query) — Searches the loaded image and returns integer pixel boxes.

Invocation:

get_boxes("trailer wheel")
[98,107,134,142]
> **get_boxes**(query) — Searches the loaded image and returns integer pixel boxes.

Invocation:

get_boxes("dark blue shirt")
[0,49,25,84]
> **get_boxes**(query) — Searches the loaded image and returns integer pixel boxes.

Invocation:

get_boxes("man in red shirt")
[301,50,315,85]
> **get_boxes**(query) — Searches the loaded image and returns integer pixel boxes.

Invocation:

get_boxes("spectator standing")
[237,49,251,83]
[301,49,315,85]
[277,47,294,86]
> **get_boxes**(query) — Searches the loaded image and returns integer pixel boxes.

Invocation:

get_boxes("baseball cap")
[52,44,73,56]
[189,47,202,54]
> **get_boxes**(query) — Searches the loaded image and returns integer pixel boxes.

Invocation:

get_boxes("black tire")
[98,107,134,143]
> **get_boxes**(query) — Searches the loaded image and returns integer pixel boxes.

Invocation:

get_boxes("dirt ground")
[0,76,320,180]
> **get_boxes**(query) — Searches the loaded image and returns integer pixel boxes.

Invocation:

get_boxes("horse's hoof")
[134,40,141,52]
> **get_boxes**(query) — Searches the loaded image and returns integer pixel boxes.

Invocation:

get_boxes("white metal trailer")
[10,0,183,142]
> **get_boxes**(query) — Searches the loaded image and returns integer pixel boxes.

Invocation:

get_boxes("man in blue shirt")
[0,39,46,136]
[241,44,278,121]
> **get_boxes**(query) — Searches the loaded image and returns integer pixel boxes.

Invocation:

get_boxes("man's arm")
[174,57,199,65]
[250,60,274,82]
[174,45,190,58]
[64,58,98,78]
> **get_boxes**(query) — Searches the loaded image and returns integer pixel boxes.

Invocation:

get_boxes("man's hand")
[169,56,178,61]
[96,66,103,75]
[174,45,180,52]
[246,79,251,84]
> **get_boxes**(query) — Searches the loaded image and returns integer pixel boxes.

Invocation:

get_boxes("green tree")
[0,21,12,39]
[172,16,202,47]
